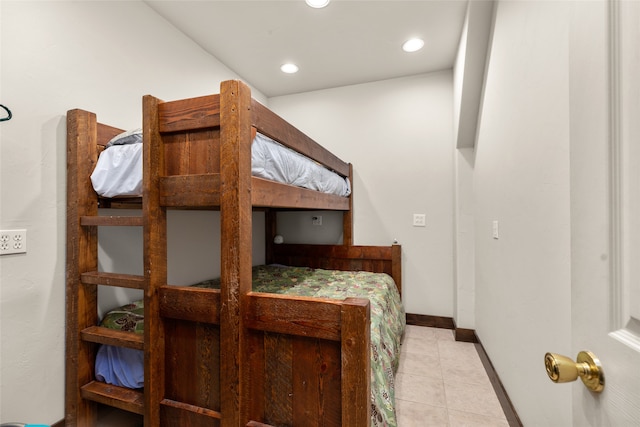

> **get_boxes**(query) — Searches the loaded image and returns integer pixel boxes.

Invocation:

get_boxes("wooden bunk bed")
[66,80,403,427]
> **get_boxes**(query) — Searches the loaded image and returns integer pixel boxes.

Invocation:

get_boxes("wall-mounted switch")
[492,220,499,239]
[413,214,426,227]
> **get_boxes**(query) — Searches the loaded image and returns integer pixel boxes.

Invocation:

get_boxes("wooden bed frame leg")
[343,163,354,246]
[391,244,402,296]
[341,297,371,426]
[220,79,254,427]
[66,109,99,427]
[143,94,168,427]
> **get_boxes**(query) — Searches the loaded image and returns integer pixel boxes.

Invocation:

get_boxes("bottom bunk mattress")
[95,265,406,427]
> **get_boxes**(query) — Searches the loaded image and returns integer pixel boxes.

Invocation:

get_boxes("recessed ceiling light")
[281,63,299,74]
[305,0,330,8]
[402,38,425,53]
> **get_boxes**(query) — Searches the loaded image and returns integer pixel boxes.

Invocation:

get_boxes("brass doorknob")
[544,351,604,392]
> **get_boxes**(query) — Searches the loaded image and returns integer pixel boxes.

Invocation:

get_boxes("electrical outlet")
[413,214,426,227]
[0,229,27,255]
[312,215,323,226]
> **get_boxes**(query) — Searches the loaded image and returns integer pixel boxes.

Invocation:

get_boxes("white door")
[568,0,640,424]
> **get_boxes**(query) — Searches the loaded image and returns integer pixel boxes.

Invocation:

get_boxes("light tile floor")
[99,325,510,427]
[396,325,509,427]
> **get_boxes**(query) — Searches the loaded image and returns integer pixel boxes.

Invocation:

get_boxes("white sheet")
[91,143,143,198]
[90,132,350,198]
[251,133,351,197]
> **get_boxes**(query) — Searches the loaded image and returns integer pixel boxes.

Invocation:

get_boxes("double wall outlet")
[413,214,426,227]
[0,229,27,255]
[312,215,323,226]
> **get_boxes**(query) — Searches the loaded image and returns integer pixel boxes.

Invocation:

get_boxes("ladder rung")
[80,215,143,226]
[81,326,144,350]
[160,399,222,421]
[81,381,144,415]
[81,271,145,289]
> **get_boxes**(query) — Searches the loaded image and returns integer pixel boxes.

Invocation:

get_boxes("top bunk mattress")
[90,129,351,199]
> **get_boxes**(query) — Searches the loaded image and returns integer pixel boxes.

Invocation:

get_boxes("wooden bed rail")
[154,91,350,178]
[149,83,352,212]
[250,99,350,177]
[156,289,372,426]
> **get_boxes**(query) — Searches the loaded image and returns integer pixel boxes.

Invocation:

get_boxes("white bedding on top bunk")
[90,130,351,199]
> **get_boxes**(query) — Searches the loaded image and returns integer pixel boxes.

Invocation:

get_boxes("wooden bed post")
[143,95,167,427]
[391,244,402,296]
[219,80,254,427]
[343,163,354,245]
[66,109,100,426]
[341,298,371,426]
[264,209,277,265]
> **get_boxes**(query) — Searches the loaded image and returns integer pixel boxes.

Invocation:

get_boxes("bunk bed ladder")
[66,109,146,425]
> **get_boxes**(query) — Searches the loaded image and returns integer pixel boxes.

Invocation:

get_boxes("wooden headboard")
[271,243,402,295]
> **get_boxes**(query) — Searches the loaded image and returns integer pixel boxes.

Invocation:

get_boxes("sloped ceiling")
[145,0,470,97]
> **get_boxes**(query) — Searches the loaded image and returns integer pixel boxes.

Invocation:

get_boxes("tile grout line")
[397,325,510,426]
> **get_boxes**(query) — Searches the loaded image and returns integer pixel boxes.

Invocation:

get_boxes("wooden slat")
[159,174,350,210]
[80,215,143,227]
[97,123,125,147]
[159,286,221,324]
[158,94,220,133]
[251,177,350,210]
[163,131,190,176]
[341,298,371,426]
[272,244,390,270]
[251,99,350,177]
[292,336,341,426]
[160,399,222,427]
[245,331,267,424]
[263,333,292,425]
[164,319,195,408]
[245,293,343,341]
[97,197,143,209]
[81,271,145,289]
[81,326,144,350]
[163,129,221,176]
[164,320,221,414]
[159,174,221,207]
[271,243,402,294]
[80,381,144,415]
[276,243,392,260]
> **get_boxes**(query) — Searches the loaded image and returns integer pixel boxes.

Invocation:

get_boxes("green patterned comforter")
[197,265,406,427]
[101,265,406,427]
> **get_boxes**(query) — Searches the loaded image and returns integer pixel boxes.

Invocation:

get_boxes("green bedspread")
[101,265,406,427]
[196,265,406,427]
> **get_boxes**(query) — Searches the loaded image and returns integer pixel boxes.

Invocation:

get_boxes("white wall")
[269,73,455,316]
[5,1,584,425]
[453,148,476,330]
[0,1,266,423]
[474,1,572,425]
